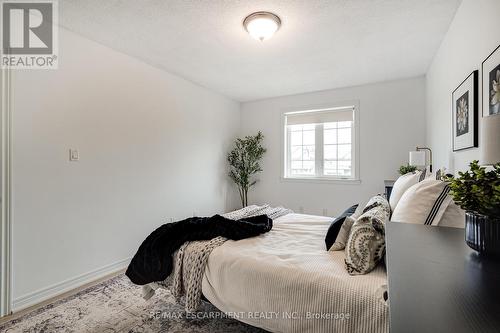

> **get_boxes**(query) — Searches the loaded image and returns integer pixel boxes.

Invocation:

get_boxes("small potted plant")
[398,164,418,175]
[446,161,500,255]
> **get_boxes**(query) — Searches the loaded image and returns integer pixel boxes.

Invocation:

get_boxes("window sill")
[280,177,361,185]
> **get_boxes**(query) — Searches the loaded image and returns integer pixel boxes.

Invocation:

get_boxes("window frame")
[281,101,360,183]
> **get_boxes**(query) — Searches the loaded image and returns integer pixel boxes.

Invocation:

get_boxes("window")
[284,105,358,180]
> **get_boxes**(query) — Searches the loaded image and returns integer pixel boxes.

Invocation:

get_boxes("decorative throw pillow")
[389,170,423,212]
[325,204,359,250]
[344,195,391,275]
[391,179,452,225]
[364,194,391,214]
[329,216,356,251]
[439,201,465,228]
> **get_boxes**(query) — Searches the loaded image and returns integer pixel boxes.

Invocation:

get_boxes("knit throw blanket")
[142,205,292,312]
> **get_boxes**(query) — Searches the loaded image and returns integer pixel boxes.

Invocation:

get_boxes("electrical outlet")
[323,208,328,216]
[193,211,198,217]
[69,149,79,161]
[163,217,174,223]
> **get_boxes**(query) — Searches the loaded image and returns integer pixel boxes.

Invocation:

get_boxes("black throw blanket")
[126,214,273,285]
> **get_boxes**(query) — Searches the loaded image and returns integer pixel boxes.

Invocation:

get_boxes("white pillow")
[439,201,465,228]
[329,216,355,251]
[389,171,424,211]
[391,179,452,225]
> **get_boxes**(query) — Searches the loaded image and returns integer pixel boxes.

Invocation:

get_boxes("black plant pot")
[465,211,500,256]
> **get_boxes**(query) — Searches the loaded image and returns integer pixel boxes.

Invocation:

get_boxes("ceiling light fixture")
[243,11,281,41]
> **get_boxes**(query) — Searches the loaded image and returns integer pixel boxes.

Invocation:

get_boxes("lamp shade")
[409,151,426,166]
[480,115,500,165]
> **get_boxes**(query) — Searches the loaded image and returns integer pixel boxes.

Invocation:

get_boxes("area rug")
[0,274,266,333]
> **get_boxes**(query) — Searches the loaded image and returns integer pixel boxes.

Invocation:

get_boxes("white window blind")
[284,106,357,180]
[285,109,353,125]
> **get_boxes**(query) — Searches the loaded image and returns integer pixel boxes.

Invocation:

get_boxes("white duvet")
[202,213,388,333]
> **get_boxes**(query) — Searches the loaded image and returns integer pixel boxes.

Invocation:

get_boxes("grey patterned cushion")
[344,195,390,275]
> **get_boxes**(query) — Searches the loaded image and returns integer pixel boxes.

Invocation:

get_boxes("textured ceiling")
[59,0,462,102]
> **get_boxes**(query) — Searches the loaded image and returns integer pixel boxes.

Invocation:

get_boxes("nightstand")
[384,180,395,200]
[386,222,500,333]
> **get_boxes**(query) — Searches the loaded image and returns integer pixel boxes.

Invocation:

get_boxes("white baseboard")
[12,257,131,312]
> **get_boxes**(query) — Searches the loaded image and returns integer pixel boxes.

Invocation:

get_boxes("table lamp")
[480,115,500,165]
[409,147,432,172]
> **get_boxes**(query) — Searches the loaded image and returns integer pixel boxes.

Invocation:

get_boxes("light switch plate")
[69,149,79,161]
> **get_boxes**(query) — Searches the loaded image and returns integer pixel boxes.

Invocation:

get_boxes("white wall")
[426,0,500,172]
[10,28,240,309]
[240,77,426,216]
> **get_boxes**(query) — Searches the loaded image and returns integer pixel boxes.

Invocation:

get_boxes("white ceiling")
[59,0,462,102]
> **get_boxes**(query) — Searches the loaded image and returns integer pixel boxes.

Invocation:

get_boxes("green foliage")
[398,164,418,175]
[227,132,266,207]
[445,160,500,217]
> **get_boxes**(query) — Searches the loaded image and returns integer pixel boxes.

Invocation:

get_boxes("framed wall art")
[452,70,478,151]
[482,44,500,117]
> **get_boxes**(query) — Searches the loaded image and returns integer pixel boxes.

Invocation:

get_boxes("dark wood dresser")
[386,222,500,333]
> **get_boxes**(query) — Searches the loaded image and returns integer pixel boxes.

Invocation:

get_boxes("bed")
[201,213,389,333]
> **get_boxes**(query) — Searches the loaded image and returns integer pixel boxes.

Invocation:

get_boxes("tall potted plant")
[227,132,266,207]
[446,161,500,255]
